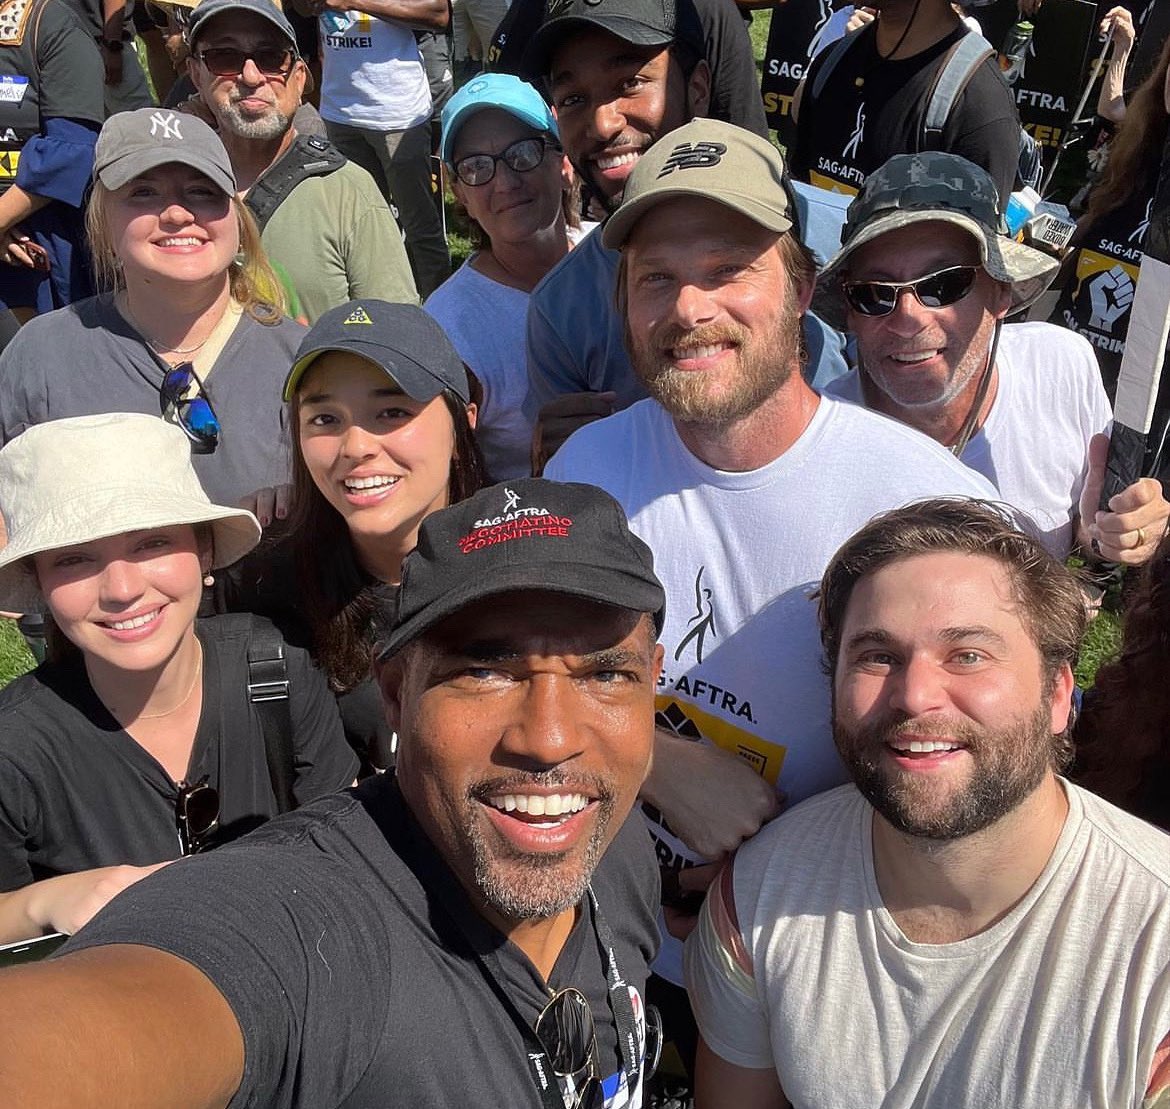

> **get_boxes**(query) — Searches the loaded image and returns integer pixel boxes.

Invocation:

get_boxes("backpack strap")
[921,33,995,146]
[811,25,867,102]
[244,133,346,233]
[246,616,296,814]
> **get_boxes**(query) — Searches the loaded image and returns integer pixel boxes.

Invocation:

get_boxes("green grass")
[0,618,34,689]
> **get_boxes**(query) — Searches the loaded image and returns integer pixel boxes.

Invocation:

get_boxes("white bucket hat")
[0,413,261,612]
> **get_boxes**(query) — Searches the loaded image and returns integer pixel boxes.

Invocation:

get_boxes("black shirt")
[71,775,662,1108]
[0,615,358,888]
[792,23,1020,210]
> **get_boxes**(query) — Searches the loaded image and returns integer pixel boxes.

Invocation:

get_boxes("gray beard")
[219,102,291,142]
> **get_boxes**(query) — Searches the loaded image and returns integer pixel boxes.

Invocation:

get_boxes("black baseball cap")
[187,0,298,46]
[283,300,471,404]
[378,478,666,658]
[524,0,700,80]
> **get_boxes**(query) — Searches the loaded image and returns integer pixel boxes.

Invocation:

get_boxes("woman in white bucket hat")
[0,413,357,945]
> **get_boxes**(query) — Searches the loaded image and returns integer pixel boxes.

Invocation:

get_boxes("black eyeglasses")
[841,265,980,317]
[535,987,599,1108]
[160,361,220,454]
[453,136,559,187]
[175,777,220,856]
[196,45,297,77]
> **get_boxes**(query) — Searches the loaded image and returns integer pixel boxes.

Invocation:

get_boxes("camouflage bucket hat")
[814,152,1058,331]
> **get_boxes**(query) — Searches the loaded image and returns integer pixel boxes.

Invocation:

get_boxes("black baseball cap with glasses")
[840,264,980,318]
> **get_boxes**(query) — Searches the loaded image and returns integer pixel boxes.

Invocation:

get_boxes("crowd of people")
[0,0,1166,1105]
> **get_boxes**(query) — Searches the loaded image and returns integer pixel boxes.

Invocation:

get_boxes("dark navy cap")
[187,0,298,46]
[283,300,472,404]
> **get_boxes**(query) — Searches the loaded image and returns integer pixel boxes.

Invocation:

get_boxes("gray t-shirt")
[0,295,304,504]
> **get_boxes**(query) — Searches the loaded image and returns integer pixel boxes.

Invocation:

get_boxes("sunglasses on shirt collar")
[840,264,981,318]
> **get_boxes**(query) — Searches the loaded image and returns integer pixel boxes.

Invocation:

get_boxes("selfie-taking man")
[0,478,667,1109]
[687,498,1170,1107]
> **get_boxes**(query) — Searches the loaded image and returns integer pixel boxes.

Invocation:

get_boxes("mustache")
[470,770,615,803]
[654,323,746,354]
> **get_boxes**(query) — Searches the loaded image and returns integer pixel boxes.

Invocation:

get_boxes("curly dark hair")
[1074,531,1170,830]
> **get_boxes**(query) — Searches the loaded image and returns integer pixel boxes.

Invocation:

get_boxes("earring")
[232,251,246,269]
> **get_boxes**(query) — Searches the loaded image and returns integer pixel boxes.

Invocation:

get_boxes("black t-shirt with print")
[71,774,662,1108]
[792,23,1020,210]
[0,614,358,889]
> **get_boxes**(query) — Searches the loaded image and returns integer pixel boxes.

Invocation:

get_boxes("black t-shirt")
[71,775,662,1109]
[0,614,358,889]
[0,0,104,187]
[792,24,1020,210]
[489,0,770,139]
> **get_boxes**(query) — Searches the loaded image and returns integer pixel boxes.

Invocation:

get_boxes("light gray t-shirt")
[686,782,1170,1108]
[0,294,304,505]
[546,395,998,984]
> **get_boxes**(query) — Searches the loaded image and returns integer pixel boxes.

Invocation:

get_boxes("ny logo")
[656,141,727,178]
[503,486,520,512]
[149,111,182,140]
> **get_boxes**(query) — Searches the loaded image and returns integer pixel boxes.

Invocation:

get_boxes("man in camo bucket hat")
[814,151,1056,331]
[815,150,1170,566]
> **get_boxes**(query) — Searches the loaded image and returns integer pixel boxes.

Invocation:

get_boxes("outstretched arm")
[0,945,243,1107]
[695,1038,789,1109]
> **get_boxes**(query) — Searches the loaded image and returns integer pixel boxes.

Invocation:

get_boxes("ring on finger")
[1136,527,1148,549]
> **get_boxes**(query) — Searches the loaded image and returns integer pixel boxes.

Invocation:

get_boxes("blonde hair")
[85,181,287,323]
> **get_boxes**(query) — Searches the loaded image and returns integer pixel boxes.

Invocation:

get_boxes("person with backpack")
[790,0,1021,211]
[0,412,358,946]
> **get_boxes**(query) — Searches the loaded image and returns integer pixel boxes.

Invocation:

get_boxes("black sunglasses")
[175,777,220,856]
[160,361,220,454]
[196,45,297,77]
[453,136,559,187]
[841,264,980,317]
[535,987,599,1108]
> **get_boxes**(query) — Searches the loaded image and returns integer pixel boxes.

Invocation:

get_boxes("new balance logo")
[343,306,373,325]
[149,111,182,140]
[656,141,727,178]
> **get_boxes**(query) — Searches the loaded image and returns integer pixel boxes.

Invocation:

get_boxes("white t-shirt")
[545,395,996,983]
[824,323,1113,557]
[686,782,1170,1108]
[318,9,431,131]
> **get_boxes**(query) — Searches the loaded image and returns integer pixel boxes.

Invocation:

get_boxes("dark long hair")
[285,388,486,692]
[1074,532,1170,830]
[1081,34,1170,234]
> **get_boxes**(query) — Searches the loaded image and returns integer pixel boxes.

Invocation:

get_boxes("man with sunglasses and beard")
[0,478,668,1109]
[185,0,418,322]
[545,118,994,1085]
[686,498,1170,1108]
[818,151,1170,563]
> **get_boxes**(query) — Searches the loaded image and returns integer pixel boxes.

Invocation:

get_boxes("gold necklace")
[136,644,204,720]
[120,296,214,356]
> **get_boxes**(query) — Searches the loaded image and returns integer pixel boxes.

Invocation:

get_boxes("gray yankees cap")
[187,0,297,46]
[94,107,237,194]
[603,118,794,250]
[815,152,1058,329]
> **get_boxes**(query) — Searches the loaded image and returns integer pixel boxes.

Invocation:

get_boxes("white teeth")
[895,740,960,754]
[108,610,160,631]
[488,793,588,817]
[596,151,639,170]
[159,237,201,247]
[891,351,937,363]
[673,343,726,360]
[344,475,398,491]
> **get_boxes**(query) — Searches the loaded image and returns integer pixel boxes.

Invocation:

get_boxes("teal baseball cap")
[440,73,557,167]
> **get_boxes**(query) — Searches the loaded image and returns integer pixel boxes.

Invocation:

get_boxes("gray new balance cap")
[187,0,297,45]
[94,107,237,194]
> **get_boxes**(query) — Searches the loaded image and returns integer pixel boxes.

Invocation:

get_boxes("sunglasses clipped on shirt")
[840,264,980,318]
[452,136,561,187]
[160,361,220,455]
[196,45,297,77]
[175,777,220,856]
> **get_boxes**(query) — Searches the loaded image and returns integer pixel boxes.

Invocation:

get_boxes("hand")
[662,861,722,942]
[1087,264,1135,332]
[0,227,40,269]
[1100,5,1136,51]
[531,391,617,475]
[1078,432,1170,563]
[102,42,124,87]
[1017,0,1043,15]
[641,728,781,859]
[24,863,170,936]
[845,7,876,33]
[239,483,293,527]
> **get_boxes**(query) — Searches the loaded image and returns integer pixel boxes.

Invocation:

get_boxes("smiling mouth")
[670,340,734,361]
[888,738,963,757]
[100,608,163,631]
[889,349,942,365]
[594,150,639,172]
[157,237,203,248]
[343,475,399,493]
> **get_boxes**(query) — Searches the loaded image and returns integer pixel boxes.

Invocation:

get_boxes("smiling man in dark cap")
[0,478,667,1109]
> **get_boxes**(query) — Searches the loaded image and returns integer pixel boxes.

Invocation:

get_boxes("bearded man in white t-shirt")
[686,497,1170,1108]
[544,118,997,1076]
[817,150,1170,561]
